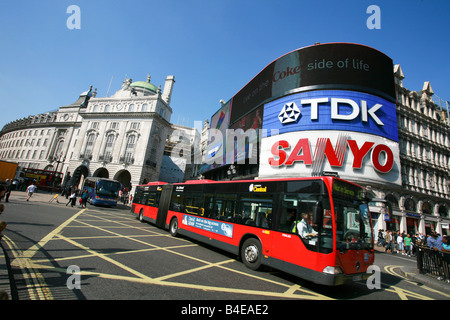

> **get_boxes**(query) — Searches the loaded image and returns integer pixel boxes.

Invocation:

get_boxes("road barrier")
[416,246,450,282]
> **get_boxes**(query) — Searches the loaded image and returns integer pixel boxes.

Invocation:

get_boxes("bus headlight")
[323,266,343,275]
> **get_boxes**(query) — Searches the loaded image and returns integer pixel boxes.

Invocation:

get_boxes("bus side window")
[203,194,214,218]
[147,192,156,206]
[171,193,184,213]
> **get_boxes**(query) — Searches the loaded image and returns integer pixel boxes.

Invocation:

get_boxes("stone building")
[0,74,177,194]
[370,65,450,236]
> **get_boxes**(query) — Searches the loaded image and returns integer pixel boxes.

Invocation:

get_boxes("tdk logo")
[278,102,301,124]
[280,97,384,126]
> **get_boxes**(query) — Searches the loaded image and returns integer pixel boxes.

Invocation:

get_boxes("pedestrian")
[385,231,393,253]
[397,232,404,254]
[0,184,6,216]
[404,234,412,256]
[66,191,77,207]
[4,179,12,202]
[427,231,443,251]
[26,183,38,201]
[377,229,385,247]
[81,189,88,208]
[442,236,450,252]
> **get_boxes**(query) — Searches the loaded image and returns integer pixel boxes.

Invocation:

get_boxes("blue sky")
[0,0,449,129]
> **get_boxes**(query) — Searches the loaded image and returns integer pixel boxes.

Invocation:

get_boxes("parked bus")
[82,177,122,206]
[131,176,374,286]
[19,168,63,192]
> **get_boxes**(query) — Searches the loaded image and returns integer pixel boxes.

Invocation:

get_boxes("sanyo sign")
[260,90,401,186]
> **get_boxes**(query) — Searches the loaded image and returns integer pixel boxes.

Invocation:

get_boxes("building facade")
[0,74,178,194]
[371,65,450,236]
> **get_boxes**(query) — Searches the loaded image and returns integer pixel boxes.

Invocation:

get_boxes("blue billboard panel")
[262,90,398,142]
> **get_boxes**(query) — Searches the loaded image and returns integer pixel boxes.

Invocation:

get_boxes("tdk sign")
[264,90,398,142]
[300,97,383,125]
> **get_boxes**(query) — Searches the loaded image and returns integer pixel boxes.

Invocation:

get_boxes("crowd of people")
[377,229,450,255]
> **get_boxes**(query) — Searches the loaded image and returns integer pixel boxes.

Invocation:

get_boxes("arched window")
[103,133,115,161]
[386,194,399,209]
[84,133,96,157]
[124,135,136,163]
[54,139,64,158]
[439,205,448,218]
[422,202,432,215]
[405,198,416,212]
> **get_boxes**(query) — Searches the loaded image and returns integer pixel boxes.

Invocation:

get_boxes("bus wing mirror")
[313,203,323,225]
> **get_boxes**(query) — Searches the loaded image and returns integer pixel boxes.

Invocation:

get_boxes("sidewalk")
[374,245,450,294]
[0,240,12,300]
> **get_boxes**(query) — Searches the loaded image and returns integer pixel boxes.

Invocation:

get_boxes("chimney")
[162,75,175,105]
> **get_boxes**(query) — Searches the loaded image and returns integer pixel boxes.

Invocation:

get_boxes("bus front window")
[335,199,373,251]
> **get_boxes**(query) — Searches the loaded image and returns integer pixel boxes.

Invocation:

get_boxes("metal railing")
[416,246,450,281]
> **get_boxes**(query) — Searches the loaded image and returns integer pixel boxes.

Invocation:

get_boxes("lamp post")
[51,154,64,193]
[227,164,237,180]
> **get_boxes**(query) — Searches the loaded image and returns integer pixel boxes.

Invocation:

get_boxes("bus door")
[156,184,173,229]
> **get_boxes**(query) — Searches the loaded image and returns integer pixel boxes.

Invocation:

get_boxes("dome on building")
[130,75,158,95]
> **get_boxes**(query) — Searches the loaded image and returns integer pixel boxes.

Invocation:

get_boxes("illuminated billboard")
[202,42,399,187]
[230,43,395,125]
[259,130,401,186]
[204,100,231,167]
[262,90,398,141]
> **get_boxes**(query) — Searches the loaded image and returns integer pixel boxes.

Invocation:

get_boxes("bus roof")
[136,176,363,189]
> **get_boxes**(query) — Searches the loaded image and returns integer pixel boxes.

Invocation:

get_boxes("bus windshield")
[332,180,373,251]
[96,180,121,198]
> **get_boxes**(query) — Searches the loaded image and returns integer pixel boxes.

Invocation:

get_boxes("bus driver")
[294,212,318,239]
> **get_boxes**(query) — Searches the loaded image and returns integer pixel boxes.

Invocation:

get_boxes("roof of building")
[130,76,158,94]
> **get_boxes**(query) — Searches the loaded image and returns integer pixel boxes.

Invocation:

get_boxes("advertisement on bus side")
[182,214,234,238]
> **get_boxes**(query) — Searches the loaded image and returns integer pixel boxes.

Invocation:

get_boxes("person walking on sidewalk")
[26,183,38,201]
[404,234,412,256]
[385,231,394,253]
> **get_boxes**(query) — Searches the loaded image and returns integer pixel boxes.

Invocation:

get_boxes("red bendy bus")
[131,176,375,286]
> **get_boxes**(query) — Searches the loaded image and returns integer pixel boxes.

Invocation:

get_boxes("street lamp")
[51,154,65,193]
[227,164,237,180]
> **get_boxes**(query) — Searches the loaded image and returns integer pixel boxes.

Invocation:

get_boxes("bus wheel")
[169,218,179,237]
[241,238,262,271]
[138,209,144,222]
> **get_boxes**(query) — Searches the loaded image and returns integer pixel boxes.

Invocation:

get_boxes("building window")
[123,135,136,163]
[54,139,64,158]
[84,133,96,158]
[103,134,115,161]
